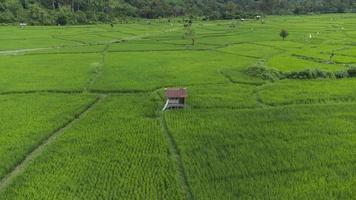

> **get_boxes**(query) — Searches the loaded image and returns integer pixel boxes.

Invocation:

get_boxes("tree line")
[0,0,355,25]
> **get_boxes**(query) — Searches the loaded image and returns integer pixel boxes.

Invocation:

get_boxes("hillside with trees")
[0,0,355,25]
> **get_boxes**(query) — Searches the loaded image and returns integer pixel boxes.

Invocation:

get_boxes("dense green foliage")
[1,0,356,24]
[247,66,356,80]
[0,14,356,199]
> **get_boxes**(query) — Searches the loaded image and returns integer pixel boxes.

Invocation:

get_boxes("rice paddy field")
[1,14,356,199]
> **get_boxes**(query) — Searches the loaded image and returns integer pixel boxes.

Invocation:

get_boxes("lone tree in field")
[328,51,335,64]
[280,29,289,40]
[185,27,196,45]
[184,17,196,45]
[329,51,335,62]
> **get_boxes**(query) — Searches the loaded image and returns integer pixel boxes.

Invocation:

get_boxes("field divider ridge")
[0,94,107,193]
[253,83,273,108]
[219,71,264,86]
[85,43,110,92]
[0,90,84,96]
[160,113,194,200]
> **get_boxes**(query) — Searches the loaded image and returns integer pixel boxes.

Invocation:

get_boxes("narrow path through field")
[214,49,263,59]
[0,94,107,193]
[219,71,263,86]
[160,114,194,200]
[0,90,84,95]
[0,47,54,55]
[253,82,274,108]
[85,44,110,91]
[51,34,87,45]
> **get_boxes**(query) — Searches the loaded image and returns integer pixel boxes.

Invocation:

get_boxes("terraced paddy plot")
[267,53,347,72]
[259,79,356,106]
[0,93,96,180]
[219,43,283,58]
[92,51,253,92]
[0,95,183,199]
[0,14,356,199]
[165,104,356,199]
[0,27,76,50]
[24,44,107,55]
[0,53,101,92]
[108,39,214,52]
[0,23,178,52]
[174,84,258,109]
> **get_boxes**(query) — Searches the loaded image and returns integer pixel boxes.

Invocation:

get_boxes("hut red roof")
[165,88,188,98]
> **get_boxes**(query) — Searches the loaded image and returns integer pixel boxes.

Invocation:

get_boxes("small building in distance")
[163,88,188,111]
[19,23,27,28]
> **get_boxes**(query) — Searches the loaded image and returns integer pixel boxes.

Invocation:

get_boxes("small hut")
[19,23,27,28]
[162,88,188,111]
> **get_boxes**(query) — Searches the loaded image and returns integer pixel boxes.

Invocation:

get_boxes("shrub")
[315,69,328,78]
[0,10,15,23]
[280,29,289,40]
[56,15,67,25]
[285,69,331,80]
[326,71,335,79]
[347,67,356,77]
[335,71,348,79]
[28,4,53,25]
[246,66,356,81]
[56,7,72,25]
[246,66,283,81]
[74,10,88,24]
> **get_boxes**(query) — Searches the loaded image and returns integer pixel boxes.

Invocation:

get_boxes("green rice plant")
[156,84,258,109]
[91,51,247,92]
[165,104,356,199]
[0,53,101,92]
[259,79,356,106]
[267,54,347,72]
[0,93,96,180]
[0,95,184,199]
[1,14,356,199]
[219,43,283,58]
[187,84,257,109]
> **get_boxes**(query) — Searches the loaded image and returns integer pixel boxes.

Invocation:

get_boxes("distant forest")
[0,0,355,25]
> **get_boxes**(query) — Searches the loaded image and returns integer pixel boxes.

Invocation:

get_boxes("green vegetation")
[0,93,96,180]
[0,95,184,199]
[259,79,356,106]
[0,53,101,92]
[0,14,356,199]
[280,29,289,40]
[1,0,356,25]
[165,104,356,199]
